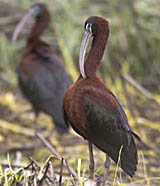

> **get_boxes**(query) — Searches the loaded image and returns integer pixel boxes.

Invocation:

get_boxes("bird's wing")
[24,44,72,102]
[84,91,140,176]
[34,45,72,86]
[84,91,140,143]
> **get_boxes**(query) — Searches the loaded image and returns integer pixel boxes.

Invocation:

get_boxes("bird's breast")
[63,80,90,139]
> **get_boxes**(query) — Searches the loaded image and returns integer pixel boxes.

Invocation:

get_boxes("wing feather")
[84,92,140,176]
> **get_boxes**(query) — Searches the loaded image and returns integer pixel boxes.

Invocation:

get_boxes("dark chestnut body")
[63,16,140,181]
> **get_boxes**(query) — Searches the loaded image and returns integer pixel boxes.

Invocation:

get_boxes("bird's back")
[18,43,72,133]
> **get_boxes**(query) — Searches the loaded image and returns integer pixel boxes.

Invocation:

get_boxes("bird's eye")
[85,23,93,34]
[31,3,42,16]
[32,3,41,10]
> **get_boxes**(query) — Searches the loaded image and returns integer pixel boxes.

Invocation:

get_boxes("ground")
[0,77,160,186]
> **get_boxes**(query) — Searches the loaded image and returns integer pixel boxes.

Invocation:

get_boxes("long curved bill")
[79,31,92,79]
[12,8,35,43]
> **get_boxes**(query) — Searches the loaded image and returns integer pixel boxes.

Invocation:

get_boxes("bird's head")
[79,16,109,79]
[12,3,49,43]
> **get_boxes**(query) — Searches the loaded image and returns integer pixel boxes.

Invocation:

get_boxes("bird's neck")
[84,32,108,78]
[27,10,50,46]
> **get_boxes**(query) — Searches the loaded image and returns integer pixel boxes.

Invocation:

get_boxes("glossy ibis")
[63,16,140,184]
[12,3,72,134]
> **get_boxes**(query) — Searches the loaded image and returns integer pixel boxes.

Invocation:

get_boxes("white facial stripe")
[86,23,93,34]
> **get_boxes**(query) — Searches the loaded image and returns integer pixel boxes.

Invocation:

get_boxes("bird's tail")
[120,137,138,177]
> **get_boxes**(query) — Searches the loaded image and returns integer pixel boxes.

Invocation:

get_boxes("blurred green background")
[0,0,160,185]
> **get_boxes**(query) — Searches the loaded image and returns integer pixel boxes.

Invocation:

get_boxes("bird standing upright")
[63,16,140,185]
[12,3,72,134]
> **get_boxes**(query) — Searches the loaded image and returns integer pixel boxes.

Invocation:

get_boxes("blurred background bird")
[12,3,72,134]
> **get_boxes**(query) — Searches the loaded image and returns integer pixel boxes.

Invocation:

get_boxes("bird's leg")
[34,112,39,134]
[101,154,110,186]
[88,141,94,179]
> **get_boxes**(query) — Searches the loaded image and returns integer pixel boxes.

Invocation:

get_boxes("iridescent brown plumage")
[63,16,140,184]
[12,3,72,134]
